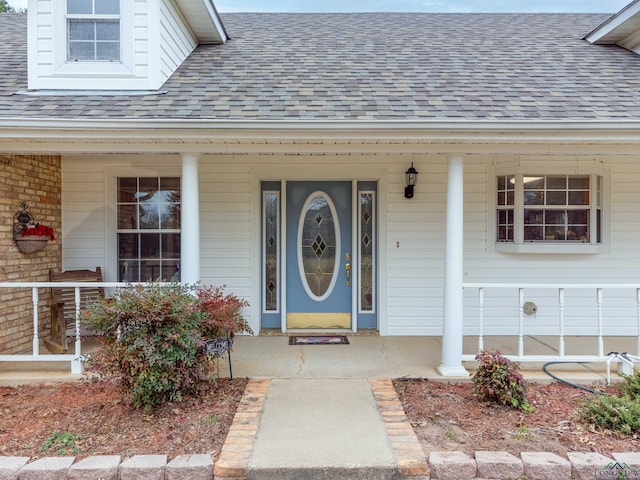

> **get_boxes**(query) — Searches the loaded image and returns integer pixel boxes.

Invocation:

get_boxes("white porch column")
[180,154,200,284]
[438,155,469,377]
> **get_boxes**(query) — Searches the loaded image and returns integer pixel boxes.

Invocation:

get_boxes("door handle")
[345,262,351,286]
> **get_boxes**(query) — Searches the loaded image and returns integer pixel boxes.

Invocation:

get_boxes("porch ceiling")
[1,119,640,156]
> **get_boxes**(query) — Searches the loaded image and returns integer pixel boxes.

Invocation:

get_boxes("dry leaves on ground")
[0,378,247,460]
[394,379,640,457]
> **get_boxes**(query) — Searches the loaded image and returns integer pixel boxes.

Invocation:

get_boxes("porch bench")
[44,267,103,354]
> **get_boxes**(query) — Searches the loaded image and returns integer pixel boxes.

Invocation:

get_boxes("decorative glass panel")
[360,192,374,312]
[117,177,180,282]
[264,192,279,311]
[299,192,338,299]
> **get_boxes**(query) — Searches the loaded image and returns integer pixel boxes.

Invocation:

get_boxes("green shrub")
[83,282,250,410]
[472,349,533,413]
[618,370,640,400]
[579,371,640,435]
[579,394,640,435]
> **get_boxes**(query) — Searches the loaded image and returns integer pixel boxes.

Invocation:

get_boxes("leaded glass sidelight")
[263,192,279,311]
[360,192,375,311]
[298,192,339,299]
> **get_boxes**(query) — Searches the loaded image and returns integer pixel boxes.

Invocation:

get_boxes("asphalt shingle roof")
[1,11,640,121]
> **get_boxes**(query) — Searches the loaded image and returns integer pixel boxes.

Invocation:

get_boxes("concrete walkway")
[214,378,429,480]
[226,334,633,383]
[250,379,395,479]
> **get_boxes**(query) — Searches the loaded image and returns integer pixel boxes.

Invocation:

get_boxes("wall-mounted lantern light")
[404,162,419,199]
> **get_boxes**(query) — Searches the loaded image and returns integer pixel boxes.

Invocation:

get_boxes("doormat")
[289,336,349,345]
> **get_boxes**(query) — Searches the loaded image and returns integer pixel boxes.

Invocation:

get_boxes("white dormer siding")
[158,0,198,85]
[27,0,201,91]
[585,0,640,54]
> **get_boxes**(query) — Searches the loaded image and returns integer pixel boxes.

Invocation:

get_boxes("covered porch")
[0,333,636,386]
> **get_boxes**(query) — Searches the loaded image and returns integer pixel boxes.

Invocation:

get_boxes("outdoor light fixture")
[404,162,419,199]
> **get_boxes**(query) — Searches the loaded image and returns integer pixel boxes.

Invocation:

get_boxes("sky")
[6,0,633,13]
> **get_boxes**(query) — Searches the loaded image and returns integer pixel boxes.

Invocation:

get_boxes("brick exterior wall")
[0,154,62,354]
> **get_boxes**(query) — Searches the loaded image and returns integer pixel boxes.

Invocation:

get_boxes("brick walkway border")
[213,378,269,480]
[370,378,430,479]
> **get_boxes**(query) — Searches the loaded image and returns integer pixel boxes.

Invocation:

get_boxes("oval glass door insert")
[297,191,341,301]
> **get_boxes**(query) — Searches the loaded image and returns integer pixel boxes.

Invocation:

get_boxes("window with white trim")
[67,0,120,62]
[495,173,603,252]
[117,177,181,282]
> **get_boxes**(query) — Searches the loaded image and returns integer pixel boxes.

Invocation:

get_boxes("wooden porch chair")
[44,267,103,354]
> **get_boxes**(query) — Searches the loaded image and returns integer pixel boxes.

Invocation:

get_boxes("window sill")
[495,242,604,254]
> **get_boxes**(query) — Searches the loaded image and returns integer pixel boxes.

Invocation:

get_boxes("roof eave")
[1,119,639,155]
[176,0,228,44]
[584,0,640,46]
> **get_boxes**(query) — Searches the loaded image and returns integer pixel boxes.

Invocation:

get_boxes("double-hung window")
[494,171,605,253]
[117,177,181,282]
[67,0,120,62]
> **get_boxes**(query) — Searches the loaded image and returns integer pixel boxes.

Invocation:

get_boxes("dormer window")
[67,0,120,62]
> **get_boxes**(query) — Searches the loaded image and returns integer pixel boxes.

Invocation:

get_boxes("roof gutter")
[1,118,640,133]
[0,119,639,145]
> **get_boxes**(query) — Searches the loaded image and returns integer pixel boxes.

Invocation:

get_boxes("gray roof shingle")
[1,11,640,121]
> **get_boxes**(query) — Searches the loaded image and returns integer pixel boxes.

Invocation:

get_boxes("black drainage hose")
[542,361,608,395]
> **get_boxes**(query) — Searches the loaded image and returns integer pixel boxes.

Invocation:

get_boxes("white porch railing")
[3,281,640,375]
[0,282,156,374]
[463,283,640,364]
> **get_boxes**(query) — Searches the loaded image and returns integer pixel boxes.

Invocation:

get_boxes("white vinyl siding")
[61,152,640,338]
[199,163,253,300]
[61,160,107,271]
[386,160,447,336]
[159,0,197,86]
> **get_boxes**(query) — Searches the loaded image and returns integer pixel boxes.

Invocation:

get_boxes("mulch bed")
[0,378,247,460]
[394,379,640,457]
